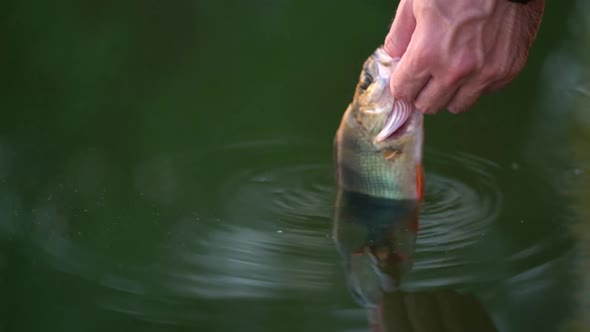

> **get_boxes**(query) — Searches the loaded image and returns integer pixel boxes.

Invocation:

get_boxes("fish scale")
[333,47,423,201]
[335,108,418,200]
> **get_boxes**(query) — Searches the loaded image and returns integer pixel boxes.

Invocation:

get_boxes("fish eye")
[359,73,373,91]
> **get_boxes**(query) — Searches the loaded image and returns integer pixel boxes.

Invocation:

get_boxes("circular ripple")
[392,149,507,290]
[419,149,503,252]
[29,138,552,323]
[164,138,340,298]
[210,141,508,295]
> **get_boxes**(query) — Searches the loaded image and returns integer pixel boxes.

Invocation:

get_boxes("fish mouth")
[373,48,393,66]
[374,100,413,143]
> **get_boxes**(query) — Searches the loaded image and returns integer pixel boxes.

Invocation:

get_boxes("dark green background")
[1,0,589,331]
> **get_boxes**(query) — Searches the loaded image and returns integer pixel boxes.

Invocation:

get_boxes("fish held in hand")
[334,47,424,200]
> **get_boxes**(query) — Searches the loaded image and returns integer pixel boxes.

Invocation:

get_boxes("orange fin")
[416,164,425,202]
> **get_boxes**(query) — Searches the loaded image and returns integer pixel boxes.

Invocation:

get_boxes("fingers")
[447,87,481,114]
[414,79,460,114]
[388,27,435,104]
[394,33,481,113]
[384,0,416,59]
[385,0,434,107]
[383,0,543,115]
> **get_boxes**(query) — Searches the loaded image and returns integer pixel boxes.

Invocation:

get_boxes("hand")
[384,0,545,114]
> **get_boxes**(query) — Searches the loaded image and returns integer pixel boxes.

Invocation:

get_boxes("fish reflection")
[332,191,498,331]
[332,190,419,306]
[373,289,497,332]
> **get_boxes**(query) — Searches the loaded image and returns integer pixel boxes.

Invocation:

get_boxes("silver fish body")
[334,47,424,200]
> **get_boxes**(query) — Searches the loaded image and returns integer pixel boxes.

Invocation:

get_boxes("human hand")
[384,0,545,114]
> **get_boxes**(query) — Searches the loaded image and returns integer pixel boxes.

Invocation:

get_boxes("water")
[1,0,589,331]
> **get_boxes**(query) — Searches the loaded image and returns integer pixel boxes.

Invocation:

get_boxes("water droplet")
[252,175,270,183]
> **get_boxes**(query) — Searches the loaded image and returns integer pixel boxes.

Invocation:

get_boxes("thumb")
[384,0,416,59]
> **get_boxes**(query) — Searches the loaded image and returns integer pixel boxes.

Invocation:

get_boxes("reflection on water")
[0,137,578,331]
[333,147,508,298]
[420,149,502,250]
[24,139,341,327]
[373,290,497,332]
[563,1,590,330]
[413,149,503,289]
[333,191,419,307]
[332,144,501,330]
[9,140,337,330]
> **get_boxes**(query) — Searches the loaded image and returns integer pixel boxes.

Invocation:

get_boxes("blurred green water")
[1,0,589,331]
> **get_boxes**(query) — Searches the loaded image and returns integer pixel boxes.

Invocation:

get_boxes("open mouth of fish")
[370,50,414,144]
[374,100,413,143]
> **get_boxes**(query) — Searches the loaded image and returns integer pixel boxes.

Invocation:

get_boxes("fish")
[333,47,424,201]
[332,47,425,307]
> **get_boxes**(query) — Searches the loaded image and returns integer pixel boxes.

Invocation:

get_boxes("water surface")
[1,0,589,331]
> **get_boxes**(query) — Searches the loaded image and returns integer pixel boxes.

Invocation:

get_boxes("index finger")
[389,33,432,103]
[384,0,416,59]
